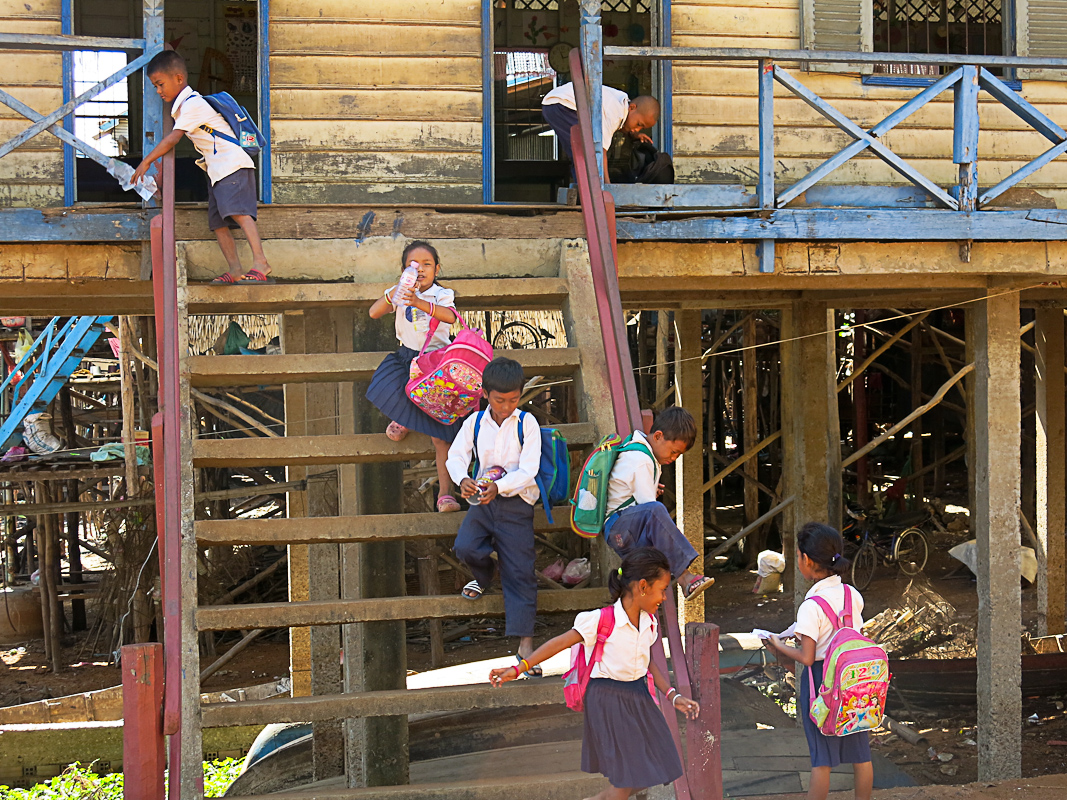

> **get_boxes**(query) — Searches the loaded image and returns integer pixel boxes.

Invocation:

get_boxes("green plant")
[0,758,242,800]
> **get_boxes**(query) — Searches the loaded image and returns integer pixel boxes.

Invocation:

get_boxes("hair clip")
[617,567,623,576]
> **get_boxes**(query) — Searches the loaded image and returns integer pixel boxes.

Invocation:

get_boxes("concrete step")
[188,348,582,388]
[186,278,568,314]
[195,587,608,632]
[192,423,596,468]
[201,678,568,729]
[195,505,573,547]
[223,769,605,800]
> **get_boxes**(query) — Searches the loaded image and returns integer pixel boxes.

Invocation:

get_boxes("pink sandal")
[386,422,409,441]
[236,268,275,284]
[211,272,238,284]
[437,495,461,513]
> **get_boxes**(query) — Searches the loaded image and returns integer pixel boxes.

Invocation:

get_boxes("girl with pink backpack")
[366,241,468,512]
[764,523,876,800]
[488,548,699,800]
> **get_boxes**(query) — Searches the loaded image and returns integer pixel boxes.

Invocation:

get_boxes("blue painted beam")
[978,68,1066,145]
[757,241,775,273]
[616,208,1067,241]
[580,0,604,183]
[757,59,774,210]
[608,183,756,209]
[0,208,151,242]
[61,0,74,206]
[0,33,145,51]
[954,66,980,211]
[142,0,164,206]
[979,138,1067,207]
[258,0,273,204]
[481,0,493,203]
[783,185,939,208]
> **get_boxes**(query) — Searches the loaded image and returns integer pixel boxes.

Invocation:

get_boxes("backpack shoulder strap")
[809,595,842,632]
[471,410,485,476]
[578,606,616,698]
[517,410,525,449]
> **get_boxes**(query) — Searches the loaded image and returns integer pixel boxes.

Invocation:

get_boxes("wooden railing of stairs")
[137,51,710,800]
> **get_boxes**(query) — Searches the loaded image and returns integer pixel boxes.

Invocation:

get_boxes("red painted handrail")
[568,46,697,800]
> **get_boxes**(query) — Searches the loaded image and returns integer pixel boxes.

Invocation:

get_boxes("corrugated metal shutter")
[1016,0,1067,80]
[802,0,873,72]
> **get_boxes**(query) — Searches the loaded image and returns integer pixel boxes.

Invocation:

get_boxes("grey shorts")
[207,168,258,230]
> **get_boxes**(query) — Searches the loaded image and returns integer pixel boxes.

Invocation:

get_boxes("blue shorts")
[208,167,258,230]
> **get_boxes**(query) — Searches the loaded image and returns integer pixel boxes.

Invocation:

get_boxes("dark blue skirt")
[365,346,464,443]
[581,678,683,789]
[800,660,872,768]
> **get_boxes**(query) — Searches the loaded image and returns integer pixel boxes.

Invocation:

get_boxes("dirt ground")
[4,511,1065,790]
[744,774,1067,800]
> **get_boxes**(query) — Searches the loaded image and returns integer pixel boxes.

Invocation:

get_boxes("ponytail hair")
[797,522,850,576]
[608,546,670,603]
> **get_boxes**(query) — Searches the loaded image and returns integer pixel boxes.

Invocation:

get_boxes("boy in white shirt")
[604,407,713,602]
[541,82,659,182]
[446,357,542,671]
[132,50,272,285]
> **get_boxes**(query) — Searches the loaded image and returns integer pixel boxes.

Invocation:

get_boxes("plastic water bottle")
[391,263,419,307]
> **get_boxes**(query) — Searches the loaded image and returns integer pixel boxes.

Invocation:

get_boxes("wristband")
[429,301,436,319]
[518,658,532,675]
[383,288,395,307]
[666,688,678,703]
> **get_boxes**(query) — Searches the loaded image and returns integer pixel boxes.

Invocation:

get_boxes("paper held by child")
[107,159,157,202]
[751,622,796,640]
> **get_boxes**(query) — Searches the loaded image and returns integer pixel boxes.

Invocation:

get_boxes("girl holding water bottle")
[367,241,463,512]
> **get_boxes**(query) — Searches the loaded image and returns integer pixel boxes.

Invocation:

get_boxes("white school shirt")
[445,407,542,505]
[542,82,630,142]
[171,86,255,185]
[794,575,866,660]
[392,283,456,352]
[604,430,660,517]
[573,599,658,682]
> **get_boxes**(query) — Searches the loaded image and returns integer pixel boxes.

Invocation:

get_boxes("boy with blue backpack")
[132,50,271,285]
[446,357,562,675]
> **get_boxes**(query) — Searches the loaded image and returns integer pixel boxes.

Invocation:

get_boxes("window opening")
[73,51,130,158]
[873,0,1003,75]
[496,51,558,161]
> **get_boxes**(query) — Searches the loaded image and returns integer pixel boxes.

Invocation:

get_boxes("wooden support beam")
[701,431,781,494]
[843,364,974,468]
[970,291,1022,780]
[742,315,760,540]
[708,497,796,559]
[675,310,705,624]
[837,312,930,394]
[1035,308,1066,636]
[196,588,609,632]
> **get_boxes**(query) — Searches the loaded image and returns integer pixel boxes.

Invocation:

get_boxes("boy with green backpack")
[572,407,714,602]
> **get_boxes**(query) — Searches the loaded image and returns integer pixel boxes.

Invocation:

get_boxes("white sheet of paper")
[107,159,158,202]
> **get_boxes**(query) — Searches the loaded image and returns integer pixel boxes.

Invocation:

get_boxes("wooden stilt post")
[122,642,165,800]
[656,310,671,404]
[685,623,723,800]
[675,310,705,624]
[911,326,925,505]
[742,314,760,558]
[1035,308,1065,636]
[970,291,1022,780]
[853,310,869,506]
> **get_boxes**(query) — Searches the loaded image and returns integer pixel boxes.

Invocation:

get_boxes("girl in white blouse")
[489,548,698,800]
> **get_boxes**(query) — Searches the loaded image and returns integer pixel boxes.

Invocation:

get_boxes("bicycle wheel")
[851,543,877,591]
[492,321,541,350]
[894,527,929,575]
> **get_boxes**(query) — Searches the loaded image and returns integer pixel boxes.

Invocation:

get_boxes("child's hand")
[398,284,418,306]
[489,664,520,687]
[766,634,781,653]
[478,481,499,504]
[656,482,665,497]
[458,477,480,500]
[672,694,700,719]
[131,160,152,185]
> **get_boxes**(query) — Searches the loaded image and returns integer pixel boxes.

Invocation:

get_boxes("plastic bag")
[14,330,33,363]
[542,557,566,583]
[757,550,786,577]
[562,557,591,586]
[23,413,62,455]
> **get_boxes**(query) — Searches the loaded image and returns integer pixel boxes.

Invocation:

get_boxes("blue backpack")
[199,92,266,156]
[472,410,570,523]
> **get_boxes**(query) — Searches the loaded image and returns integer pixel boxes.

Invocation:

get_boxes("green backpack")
[570,433,656,538]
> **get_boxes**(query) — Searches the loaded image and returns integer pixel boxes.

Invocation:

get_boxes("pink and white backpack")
[405,312,493,426]
[807,586,890,737]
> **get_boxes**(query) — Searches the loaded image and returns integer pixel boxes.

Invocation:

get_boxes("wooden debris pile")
[864,576,975,659]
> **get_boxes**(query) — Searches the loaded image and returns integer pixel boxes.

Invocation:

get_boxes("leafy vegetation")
[0,759,242,799]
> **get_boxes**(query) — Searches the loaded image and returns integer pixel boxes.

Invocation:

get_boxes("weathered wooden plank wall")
[0,0,63,208]
[673,0,1067,207]
[269,0,482,204]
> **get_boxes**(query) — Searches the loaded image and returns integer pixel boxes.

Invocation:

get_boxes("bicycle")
[843,504,931,590]
[492,320,556,350]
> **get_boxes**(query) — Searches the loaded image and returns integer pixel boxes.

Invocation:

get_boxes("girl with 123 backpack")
[763,523,874,800]
[366,241,463,512]
[489,548,698,800]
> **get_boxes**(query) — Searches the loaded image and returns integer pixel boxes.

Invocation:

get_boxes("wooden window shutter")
[801,0,873,73]
[1016,0,1067,81]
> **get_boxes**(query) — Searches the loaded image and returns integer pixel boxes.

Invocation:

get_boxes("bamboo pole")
[701,431,781,494]
[743,315,759,528]
[118,317,140,499]
[708,496,795,559]
[843,364,975,468]
[837,311,930,394]
[199,628,265,682]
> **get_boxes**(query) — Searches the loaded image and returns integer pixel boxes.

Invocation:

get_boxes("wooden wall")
[269,0,482,204]
[0,0,63,208]
[673,0,1067,208]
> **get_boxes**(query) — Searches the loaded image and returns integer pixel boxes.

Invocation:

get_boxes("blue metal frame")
[481,0,493,204]
[61,0,74,205]
[258,0,272,203]
[660,0,672,155]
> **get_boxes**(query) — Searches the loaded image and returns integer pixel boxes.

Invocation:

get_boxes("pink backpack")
[562,606,655,712]
[807,586,890,737]
[405,313,493,426]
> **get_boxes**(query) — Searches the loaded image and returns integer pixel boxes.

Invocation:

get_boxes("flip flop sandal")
[516,654,543,678]
[683,575,715,601]
[461,580,483,600]
[236,268,275,284]
[211,272,238,284]
[386,421,409,442]
[437,494,461,513]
